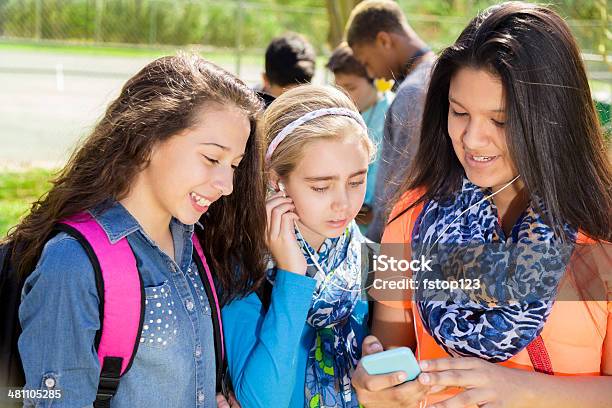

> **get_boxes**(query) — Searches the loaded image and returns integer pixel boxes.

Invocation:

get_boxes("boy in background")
[346,0,434,241]
[257,33,317,107]
[327,43,393,234]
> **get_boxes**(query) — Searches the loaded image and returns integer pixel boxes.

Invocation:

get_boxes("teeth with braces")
[190,192,211,207]
[472,155,495,162]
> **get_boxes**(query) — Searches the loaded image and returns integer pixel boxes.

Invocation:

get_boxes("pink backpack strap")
[58,212,144,406]
[191,235,226,389]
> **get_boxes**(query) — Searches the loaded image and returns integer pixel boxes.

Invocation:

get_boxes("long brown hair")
[5,53,268,304]
[390,2,611,242]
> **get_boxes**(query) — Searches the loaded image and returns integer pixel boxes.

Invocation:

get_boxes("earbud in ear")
[278,182,286,193]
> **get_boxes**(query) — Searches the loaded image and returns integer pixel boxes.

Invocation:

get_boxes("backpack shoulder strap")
[191,235,226,392]
[58,212,144,407]
[257,278,273,312]
[526,335,554,375]
[0,240,27,389]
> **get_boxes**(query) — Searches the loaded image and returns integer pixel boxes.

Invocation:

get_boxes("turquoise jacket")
[222,270,369,407]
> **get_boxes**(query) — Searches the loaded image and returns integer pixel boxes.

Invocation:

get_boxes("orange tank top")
[378,189,611,405]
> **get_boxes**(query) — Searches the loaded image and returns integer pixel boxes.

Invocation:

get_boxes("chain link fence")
[1,1,609,74]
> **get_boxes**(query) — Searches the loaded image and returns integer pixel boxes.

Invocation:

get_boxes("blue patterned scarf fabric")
[411,177,576,362]
[267,221,366,408]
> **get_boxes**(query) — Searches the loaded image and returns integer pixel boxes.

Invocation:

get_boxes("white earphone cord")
[288,174,522,294]
[418,174,520,408]
[278,184,329,285]
[426,174,521,257]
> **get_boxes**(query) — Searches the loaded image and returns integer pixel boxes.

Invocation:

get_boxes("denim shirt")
[18,202,216,408]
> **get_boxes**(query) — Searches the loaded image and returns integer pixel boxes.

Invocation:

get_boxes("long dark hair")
[5,53,268,304]
[390,1,611,242]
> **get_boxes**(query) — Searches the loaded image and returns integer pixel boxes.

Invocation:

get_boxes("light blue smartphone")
[361,347,421,382]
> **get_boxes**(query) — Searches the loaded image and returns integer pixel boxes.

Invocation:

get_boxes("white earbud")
[276,180,327,280]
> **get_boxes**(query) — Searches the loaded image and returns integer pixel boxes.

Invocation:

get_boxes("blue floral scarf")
[411,178,576,362]
[267,221,366,407]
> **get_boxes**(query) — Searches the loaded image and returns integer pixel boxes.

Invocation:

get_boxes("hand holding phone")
[265,182,307,275]
[352,337,429,407]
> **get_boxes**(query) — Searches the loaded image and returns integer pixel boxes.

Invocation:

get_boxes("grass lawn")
[0,168,55,238]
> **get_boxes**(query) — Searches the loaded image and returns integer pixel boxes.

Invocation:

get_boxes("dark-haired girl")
[10,54,267,407]
[351,2,611,407]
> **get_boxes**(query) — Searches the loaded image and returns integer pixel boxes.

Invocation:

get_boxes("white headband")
[264,107,368,162]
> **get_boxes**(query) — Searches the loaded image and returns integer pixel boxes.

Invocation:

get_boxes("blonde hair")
[261,84,375,179]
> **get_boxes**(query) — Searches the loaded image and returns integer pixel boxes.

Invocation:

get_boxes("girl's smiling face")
[277,133,369,249]
[447,67,521,191]
[142,105,250,226]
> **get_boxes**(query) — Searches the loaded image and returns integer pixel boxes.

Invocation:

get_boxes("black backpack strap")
[0,240,27,390]
[192,250,225,393]
[257,278,273,312]
[93,357,123,408]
